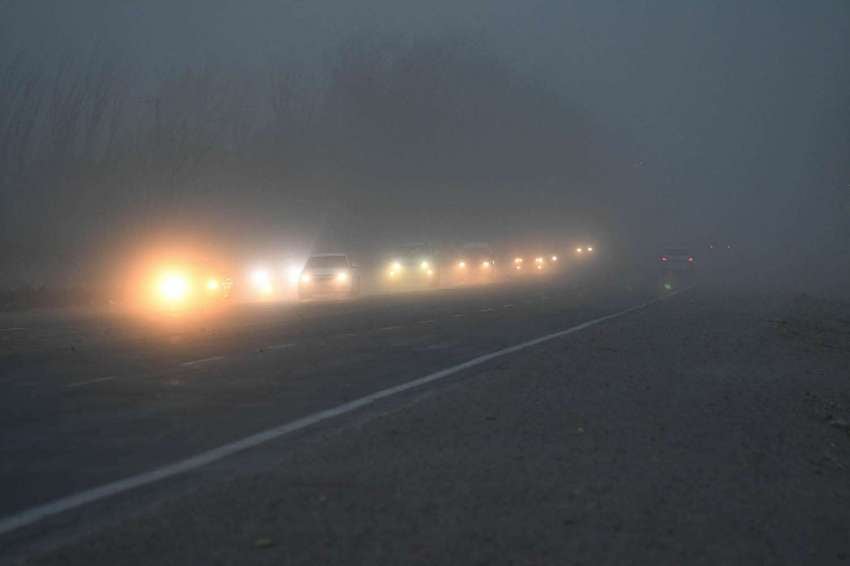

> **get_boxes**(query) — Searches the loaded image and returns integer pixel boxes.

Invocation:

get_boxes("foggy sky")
[2,0,849,284]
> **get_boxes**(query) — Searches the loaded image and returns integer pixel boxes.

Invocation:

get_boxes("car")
[658,246,695,272]
[509,250,559,276]
[574,244,595,257]
[145,260,233,310]
[298,253,360,301]
[451,242,497,284]
[382,243,440,289]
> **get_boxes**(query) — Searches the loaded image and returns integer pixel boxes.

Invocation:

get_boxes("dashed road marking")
[0,288,690,536]
[180,356,225,368]
[0,327,26,332]
[66,376,116,389]
[479,308,495,313]
[376,325,403,332]
[503,304,514,309]
[418,320,437,325]
[266,343,296,351]
[452,313,465,318]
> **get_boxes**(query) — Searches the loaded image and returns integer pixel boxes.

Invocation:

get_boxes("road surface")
[2,264,849,564]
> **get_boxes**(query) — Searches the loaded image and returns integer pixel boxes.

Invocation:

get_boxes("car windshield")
[306,255,348,269]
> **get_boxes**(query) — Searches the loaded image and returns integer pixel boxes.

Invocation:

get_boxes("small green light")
[663,282,673,291]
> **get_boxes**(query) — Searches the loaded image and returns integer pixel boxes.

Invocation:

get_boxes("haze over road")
[2,263,849,564]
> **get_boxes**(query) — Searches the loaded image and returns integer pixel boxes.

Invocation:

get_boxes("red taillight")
[688,256,695,262]
[659,256,669,262]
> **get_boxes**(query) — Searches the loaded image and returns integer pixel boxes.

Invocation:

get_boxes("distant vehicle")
[574,244,595,256]
[452,242,497,283]
[510,253,554,275]
[383,243,440,289]
[658,247,695,272]
[298,253,360,301]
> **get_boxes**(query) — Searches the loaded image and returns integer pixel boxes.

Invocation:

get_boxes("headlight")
[301,273,312,284]
[514,257,523,264]
[251,269,273,294]
[286,265,302,285]
[458,260,466,269]
[206,278,220,291]
[551,255,558,262]
[481,260,491,268]
[535,257,544,263]
[420,260,430,270]
[587,246,594,252]
[251,269,269,285]
[576,247,583,254]
[158,273,190,302]
[336,271,350,283]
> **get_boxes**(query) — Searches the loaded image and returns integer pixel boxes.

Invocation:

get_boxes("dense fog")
[1,1,848,295]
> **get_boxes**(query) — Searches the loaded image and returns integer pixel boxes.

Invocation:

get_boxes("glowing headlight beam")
[158,274,190,302]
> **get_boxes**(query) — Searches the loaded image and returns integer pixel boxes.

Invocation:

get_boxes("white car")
[298,253,360,301]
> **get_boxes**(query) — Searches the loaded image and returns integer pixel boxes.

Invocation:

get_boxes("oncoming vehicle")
[145,261,233,311]
[383,243,440,289]
[298,253,359,301]
[510,252,557,276]
[452,242,497,284]
[574,244,595,256]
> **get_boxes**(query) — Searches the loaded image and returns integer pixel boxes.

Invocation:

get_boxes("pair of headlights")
[157,274,224,303]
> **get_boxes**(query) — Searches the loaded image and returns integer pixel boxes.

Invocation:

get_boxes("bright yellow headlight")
[458,260,466,269]
[206,278,220,291]
[158,274,190,302]
[336,271,349,283]
[420,260,430,270]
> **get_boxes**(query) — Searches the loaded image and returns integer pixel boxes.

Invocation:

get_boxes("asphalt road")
[2,261,850,564]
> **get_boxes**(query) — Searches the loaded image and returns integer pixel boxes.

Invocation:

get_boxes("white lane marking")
[452,313,465,318]
[65,376,116,389]
[376,325,402,332]
[503,304,514,309]
[339,332,359,338]
[479,308,495,313]
[0,327,26,332]
[0,289,687,536]
[266,343,296,351]
[417,320,437,325]
[180,356,225,368]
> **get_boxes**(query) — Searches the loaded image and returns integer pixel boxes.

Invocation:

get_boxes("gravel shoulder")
[18,284,850,565]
